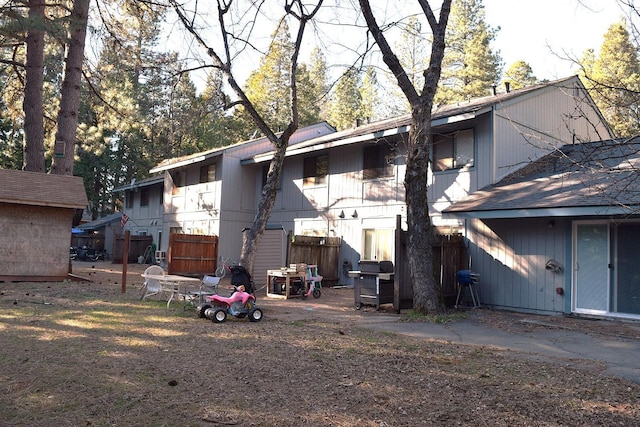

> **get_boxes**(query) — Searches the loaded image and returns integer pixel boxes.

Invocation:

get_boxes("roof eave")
[442,205,640,220]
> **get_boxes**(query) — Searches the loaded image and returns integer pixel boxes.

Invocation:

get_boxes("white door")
[573,222,609,314]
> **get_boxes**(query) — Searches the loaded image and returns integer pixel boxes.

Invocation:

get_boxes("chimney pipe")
[491,85,497,96]
[505,81,511,93]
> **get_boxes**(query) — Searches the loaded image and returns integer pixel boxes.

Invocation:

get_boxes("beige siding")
[1,204,72,277]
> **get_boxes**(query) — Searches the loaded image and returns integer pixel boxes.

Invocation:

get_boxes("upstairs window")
[140,188,149,206]
[433,129,474,172]
[200,164,216,183]
[303,155,328,186]
[125,192,133,209]
[363,144,395,180]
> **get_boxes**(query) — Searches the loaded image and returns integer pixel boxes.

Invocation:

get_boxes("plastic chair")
[140,265,165,300]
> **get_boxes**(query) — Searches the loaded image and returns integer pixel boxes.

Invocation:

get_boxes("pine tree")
[326,67,362,130]
[435,0,501,105]
[243,21,295,134]
[503,60,537,90]
[582,20,640,138]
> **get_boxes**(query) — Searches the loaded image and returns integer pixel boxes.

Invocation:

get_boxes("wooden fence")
[113,235,153,263]
[167,233,218,276]
[393,215,468,311]
[287,234,341,287]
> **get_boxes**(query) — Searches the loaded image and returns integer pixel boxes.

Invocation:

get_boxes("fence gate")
[288,234,341,287]
[168,233,218,276]
[393,215,468,312]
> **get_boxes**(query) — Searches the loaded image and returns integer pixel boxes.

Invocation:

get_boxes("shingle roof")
[77,212,121,230]
[0,169,88,209]
[443,137,640,217]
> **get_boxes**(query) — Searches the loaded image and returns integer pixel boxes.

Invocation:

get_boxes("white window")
[363,229,394,261]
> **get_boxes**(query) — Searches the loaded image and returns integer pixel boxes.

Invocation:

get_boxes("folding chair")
[183,275,220,307]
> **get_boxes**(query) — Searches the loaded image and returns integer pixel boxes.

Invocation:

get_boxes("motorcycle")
[196,285,263,323]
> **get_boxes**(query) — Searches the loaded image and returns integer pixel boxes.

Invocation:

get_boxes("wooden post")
[122,230,130,293]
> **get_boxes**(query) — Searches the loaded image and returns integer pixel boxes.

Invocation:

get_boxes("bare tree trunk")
[22,0,45,172]
[359,0,451,314]
[171,0,323,275]
[51,0,89,175]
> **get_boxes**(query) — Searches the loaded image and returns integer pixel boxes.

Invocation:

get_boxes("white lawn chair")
[140,265,166,300]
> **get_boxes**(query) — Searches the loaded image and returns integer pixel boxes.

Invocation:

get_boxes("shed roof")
[443,137,640,219]
[77,212,121,231]
[0,169,88,209]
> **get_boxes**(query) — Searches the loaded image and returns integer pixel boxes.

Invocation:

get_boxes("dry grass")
[1,262,639,426]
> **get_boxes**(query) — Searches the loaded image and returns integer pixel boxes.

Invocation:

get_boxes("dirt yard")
[0,261,639,426]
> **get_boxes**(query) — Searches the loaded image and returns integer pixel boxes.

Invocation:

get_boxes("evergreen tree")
[243,21,295,134]
[326,67,361,130]
[359,66,380,123]
[387,15,430,114]
[582,20,640,138]
[435,0,502,105]
[503,60,537,90]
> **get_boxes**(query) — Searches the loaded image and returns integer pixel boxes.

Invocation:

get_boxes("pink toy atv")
[197,285,263,323]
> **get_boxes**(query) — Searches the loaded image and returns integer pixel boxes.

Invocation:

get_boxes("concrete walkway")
[362,313,640,384]
[262,287,640,384]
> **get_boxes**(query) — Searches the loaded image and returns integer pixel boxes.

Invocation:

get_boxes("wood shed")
[0,169,88,281]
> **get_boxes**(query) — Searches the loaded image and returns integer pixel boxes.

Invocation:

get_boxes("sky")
[166,0,630,92]
[484,0,626,80]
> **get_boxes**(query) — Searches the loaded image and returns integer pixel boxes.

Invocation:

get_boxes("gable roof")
[443,137,640,219]
[150,122,336,173]
[112,175,164,193]
[241,76,609,165]
[0,169,88,209]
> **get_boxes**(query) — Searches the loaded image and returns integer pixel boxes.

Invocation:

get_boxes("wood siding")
[0,204,73,279]
[167,233,218,276]
[466,217,567,314]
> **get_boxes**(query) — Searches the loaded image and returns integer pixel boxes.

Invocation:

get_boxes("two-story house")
[141,76,619,318]
[239,76,612,286]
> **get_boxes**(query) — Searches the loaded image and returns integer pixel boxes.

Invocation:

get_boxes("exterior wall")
[493,80,613,182]
[429,115,490,227]
[1,203,73,277]
[122,183,164,255]
[266,141,407,283]
[465,217,568,314]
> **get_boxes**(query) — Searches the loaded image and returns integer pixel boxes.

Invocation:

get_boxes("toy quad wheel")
[312,289,321,299]
[205,308,227,323]
[355,301,362,310]
[248,308,263,322]
[196,304,211,318]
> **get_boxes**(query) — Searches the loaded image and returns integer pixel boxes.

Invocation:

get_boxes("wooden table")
[142,273,202,307]
[266,269,306,299]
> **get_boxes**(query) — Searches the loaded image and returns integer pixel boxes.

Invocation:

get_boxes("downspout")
[492,105,497,184]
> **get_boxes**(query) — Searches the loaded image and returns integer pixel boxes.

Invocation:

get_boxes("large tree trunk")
[51,0,89,175]
[22,0,46,172]
[358,0,451,314]
[405,106,441,312]
[239,141,287,275]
